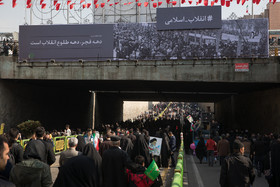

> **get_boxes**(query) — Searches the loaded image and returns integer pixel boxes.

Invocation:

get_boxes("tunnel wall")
[94,93,123,129]
[0,80,92,134]
[215,88,280,134]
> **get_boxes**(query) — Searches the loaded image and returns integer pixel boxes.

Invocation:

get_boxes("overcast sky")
[0,0,271,33]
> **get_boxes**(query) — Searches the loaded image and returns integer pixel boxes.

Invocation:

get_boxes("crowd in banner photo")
[113,19,268,60]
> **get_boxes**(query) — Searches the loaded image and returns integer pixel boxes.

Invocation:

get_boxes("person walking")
[102,136,132,187]
[217,134,230,166]
[196,136,207,164]
[269,134,280,187]
[169,131,177,167]
[206,136,216,167]
[0,136,15,187]
[220,140,255,187]
[10,136,53,187]
[24,127,56,166]
[59,137,80,166]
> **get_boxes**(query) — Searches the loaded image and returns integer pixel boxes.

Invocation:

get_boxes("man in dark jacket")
[0,136,15,187]
[102,136,132,187]
[8,128,23,164]
[99,135,113,157]
[24,127,56,166]
[168,131,176,167]
[217,134,230,166]
[10,137,52,187]
[270,134,280,187]
[220,140,255,187]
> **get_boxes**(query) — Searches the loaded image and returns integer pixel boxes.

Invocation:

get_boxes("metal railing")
[18,135,78,154]
[171,133,184,187]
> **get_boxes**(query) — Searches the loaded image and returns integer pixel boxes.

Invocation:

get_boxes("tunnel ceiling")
[9,79,280,102]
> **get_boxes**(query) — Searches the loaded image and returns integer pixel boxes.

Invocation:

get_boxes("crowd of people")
[0,120,181,187]
[0,101,279,187]
[0,40,18,56]
[194,129,280,187]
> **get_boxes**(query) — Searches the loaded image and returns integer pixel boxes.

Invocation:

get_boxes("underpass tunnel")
[0,79,279,134]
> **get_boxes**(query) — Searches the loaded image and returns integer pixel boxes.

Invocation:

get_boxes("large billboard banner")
[19,24,113,62]
[156,6,222,30]
[19,18,268,62]
[113,19,268,60]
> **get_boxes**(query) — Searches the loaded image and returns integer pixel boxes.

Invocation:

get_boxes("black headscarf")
[120,136,134,157]
[82,143,102,170]
[53,155,102,187]
[131,134,151,167]
[76,135,86,152]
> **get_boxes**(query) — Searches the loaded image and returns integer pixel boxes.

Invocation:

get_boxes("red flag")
[158,1,162,6]
[181,0,186,3]
[153,2,157,7]
[144,2,149,6]
[188,0,192,4]
[67,0,71,5]
[136,0,139,1]
[80,0,85,3]
[101,3,105,7]
[41,3,46,8]
[128,2,132,4]
[54,0,57,6]
[225,0,230,7]
[204,0,208,6]
[115,2,119,4]
[40,0,44,5]
[109,3,113,6]
[256,0,260,4]
[27,3,32,8]
[94,0,98,4]
[221,0,225,6]
[70,3,75,9]
[124,3,127,5]
[214,0,218,2]
[82,4,86,8]
[0,2,4,5]
[56,3,60,10]
[211,1,214,6]
[237,0,240,4]
[166,0,170,4]
[172,1,176,5]
[107,0,110,1]
[273,0,276,4]
[27,0,31,5]
[137,2,142,6]
[87,3,91,7]
[95,3,99,8]
[241,0,245,5]
[198,0,202,3]
[252,0,256,3]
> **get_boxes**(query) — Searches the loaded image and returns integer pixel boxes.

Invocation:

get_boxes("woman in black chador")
[131,134,151,167]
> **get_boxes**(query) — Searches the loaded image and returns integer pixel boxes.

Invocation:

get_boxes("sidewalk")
[50,155,60,183]
[184,153,268,187]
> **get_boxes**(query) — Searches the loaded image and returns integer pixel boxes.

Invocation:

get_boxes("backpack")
[127,169,154,187]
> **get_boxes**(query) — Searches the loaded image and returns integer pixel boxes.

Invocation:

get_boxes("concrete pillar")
[94,92,123,129]
[215,88,280,134]
[0,80,92,133]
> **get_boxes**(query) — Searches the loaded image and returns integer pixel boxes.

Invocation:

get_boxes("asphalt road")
[184,154,268,187]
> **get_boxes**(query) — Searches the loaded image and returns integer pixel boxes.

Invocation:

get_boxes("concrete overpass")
[0,56,280,133]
